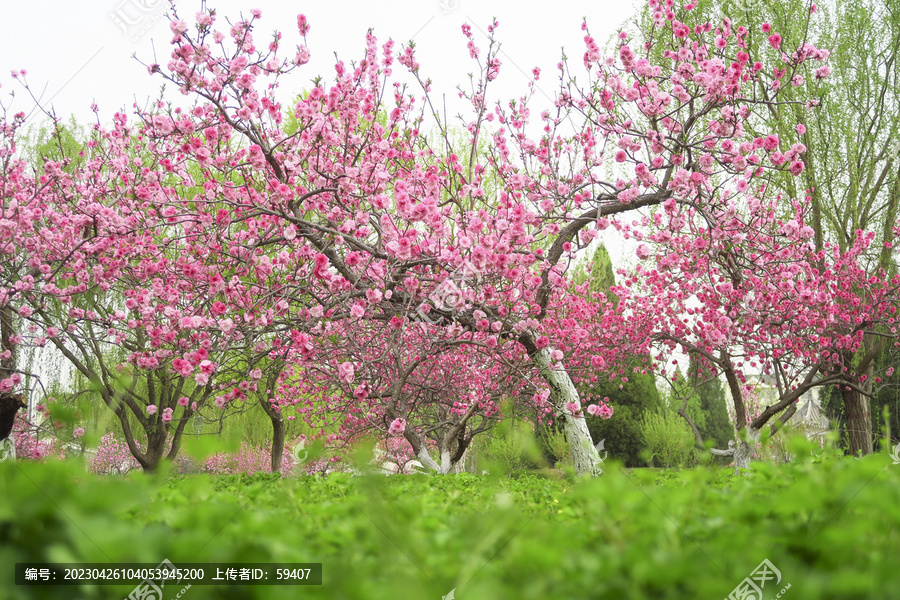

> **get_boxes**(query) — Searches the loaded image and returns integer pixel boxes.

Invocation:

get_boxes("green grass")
[2,443,899,599]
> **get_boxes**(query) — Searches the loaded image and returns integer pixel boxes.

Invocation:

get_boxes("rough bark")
[447,446,469,473]
[843,382,874,456]
[413,445,461,474]
[259,396,286,472]
[270,416,285,473]
[416,446,442,473]
[139,432,167,473]
[256,367,287,472]
[529,345,602,477]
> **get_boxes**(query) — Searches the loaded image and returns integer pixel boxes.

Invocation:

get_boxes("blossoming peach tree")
[1,0,833,475]
[619,191,900,469]
[0,95,299,470]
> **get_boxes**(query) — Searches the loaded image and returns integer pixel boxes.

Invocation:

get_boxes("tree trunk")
[530,347,602,477]
[842,383,873,456]
[137,436,166,473]
[0,305,24,446]
[416,447,443,473]
[270,414,285,473]
[258,396,286,472]
[0,393,26,443]
[138,426,170,473]
[413,447,459,474]
[448,446,469,473]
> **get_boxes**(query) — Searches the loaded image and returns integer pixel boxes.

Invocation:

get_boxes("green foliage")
[572,242,619,308]
[474,419,545,476]
[641,408,697,468]
[573,244,663,467]
[584,375,662,468]
[686,356,735,451]
[3,454,900,598]
[535,424,572,469]
[20,116,87,174]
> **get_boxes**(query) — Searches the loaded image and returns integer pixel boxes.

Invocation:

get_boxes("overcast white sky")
[1,0,640,125]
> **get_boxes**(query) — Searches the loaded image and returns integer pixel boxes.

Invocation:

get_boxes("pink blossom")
[178,396,190,407]
[147,404,158,415]
[598,404,614,419]
[162,408,174,423]
[172,358,193,377]
[73,427,85,438]
[338,361,355,384]
[388,418,406,435]
[297,14,310,35]
[292,46,311,66]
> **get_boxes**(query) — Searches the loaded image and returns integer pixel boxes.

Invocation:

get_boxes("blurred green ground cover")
[2,442,899,599]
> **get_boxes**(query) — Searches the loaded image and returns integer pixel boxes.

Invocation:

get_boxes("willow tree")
[737,0,900,456]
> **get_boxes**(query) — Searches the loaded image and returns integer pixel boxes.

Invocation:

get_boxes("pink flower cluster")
[89,432,141,475]
[200,441,296,476]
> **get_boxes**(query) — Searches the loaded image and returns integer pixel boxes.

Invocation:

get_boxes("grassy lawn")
[2,441,899,599]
